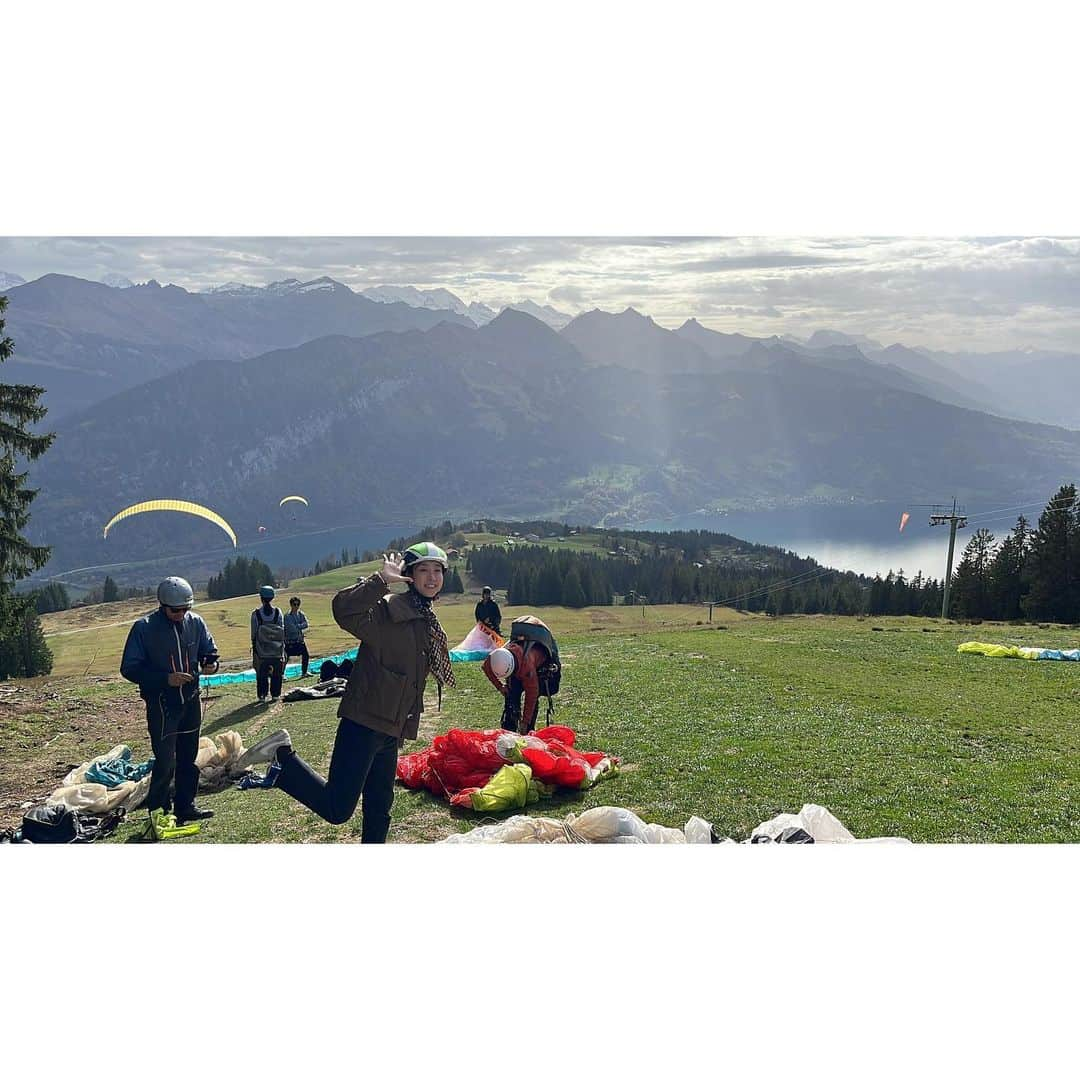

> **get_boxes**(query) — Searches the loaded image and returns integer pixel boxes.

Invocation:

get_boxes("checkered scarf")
[410,589,456,690]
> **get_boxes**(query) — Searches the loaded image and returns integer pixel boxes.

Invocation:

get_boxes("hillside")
[2,273,474,419]
[26,312,1080,575]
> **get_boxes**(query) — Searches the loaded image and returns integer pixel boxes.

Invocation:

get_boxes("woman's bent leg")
[275,719,379,825]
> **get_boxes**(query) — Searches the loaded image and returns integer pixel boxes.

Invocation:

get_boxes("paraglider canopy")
[257,525,267,534]
[103,499,237,547]
[279,495,309,508]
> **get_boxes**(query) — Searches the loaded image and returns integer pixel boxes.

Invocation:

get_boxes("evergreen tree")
[508,567,529,606]
[34,581,70,613]
[0,295,56,679]
[536,561,562,606]
[950,528,996,619]
[1023,485,1079,623]
[0,598,53,678]
[988,516,1030,621]
[561,566,588,608]
[445,567,464,593]
[103,575,119,603]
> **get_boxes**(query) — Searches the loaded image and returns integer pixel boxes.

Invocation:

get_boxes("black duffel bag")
[21,804,80,843]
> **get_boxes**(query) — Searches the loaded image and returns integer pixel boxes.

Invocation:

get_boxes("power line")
[704,564,843,610]
[965,493,1076,524]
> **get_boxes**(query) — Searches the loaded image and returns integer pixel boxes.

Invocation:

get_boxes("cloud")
[2,235,1079,351]
[674,254,855,273]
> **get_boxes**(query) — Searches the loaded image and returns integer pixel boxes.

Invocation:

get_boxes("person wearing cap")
[474,585,502,634]
[251,584,286,703]
[120,576,220,834]
[237,542,456,843]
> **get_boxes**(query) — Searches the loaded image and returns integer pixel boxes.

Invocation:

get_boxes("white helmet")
[489,647,515,679]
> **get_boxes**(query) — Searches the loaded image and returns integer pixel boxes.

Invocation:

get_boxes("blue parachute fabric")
[1034,648,1080,661]
[85,746,155,787]
[449,649,492,662]
[202,650,357,687]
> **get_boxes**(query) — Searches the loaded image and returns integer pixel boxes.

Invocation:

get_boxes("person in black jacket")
[120,576,219,831]
[474,585,502,633]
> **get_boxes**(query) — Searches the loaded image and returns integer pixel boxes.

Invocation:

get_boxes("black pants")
[501,678,537,734]
[254,653,284,698]
[145,691,202,813]
[276,719,398,843]
[285,641,310,674]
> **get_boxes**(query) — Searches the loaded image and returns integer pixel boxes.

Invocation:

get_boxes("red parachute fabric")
[396,725,616,805]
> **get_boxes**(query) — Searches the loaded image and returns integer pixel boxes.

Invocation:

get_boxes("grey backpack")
[254,608,285,661]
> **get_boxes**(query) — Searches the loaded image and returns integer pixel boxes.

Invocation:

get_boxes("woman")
[237,542,455,843]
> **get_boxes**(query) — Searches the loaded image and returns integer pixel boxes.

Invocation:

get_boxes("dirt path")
[0,679,148,832]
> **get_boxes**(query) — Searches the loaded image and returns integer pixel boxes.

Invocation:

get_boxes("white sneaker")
[237,728,292,769]
[257,696,268,705]
[270,695,281,703]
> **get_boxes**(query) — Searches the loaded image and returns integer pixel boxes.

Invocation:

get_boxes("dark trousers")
[285,641,310,674]
[255,654,284,697]
[276,719,398,843]
[145,692,202,813]
[501,678,537,734]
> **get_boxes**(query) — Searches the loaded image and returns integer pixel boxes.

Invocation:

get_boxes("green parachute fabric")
[449,763,547,812]
[958,641,1080,661]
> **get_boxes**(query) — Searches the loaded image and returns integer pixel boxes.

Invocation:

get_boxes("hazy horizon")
[3,235,1079,353]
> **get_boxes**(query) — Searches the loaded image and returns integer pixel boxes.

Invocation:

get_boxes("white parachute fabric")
[750,803,910,844]
[450,621,505,662]
[441,803,911,844]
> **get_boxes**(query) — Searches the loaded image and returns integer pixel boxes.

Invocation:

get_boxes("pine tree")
[1023,485,1079,623]
[950,528,996,619]
[0,295,56,678]
[988,516,1030,621]
[34,581,70,613]
[103,575,119,602]
[561,566,588,608]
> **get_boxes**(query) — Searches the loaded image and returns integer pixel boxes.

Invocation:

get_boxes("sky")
[2,235,1078,353]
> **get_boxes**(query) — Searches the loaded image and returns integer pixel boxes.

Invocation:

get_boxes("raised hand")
[379,551,409,584]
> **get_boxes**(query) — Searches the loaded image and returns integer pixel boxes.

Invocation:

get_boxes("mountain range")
[22,303,1080,575]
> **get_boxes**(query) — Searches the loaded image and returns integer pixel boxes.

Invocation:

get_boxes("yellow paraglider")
[103,500,238,547]
[279,495,309,508]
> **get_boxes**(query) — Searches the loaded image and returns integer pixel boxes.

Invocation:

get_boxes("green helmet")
[402,541,449,573]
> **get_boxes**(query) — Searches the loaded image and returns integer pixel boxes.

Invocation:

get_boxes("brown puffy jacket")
[332,573,431,743]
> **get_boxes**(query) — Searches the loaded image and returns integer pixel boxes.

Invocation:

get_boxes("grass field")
[6,592,1080,842]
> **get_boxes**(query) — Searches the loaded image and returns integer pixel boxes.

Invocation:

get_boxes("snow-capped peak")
[101,272,135,289]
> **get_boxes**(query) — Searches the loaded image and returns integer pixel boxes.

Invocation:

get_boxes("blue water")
[637,505,953,580]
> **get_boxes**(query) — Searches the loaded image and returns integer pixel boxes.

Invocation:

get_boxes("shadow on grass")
[201,700,268,736]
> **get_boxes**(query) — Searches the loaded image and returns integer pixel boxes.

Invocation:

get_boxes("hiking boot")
[237,728,292,770]
[175,804,214,824]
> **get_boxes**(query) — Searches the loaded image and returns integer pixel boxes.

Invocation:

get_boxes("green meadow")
[8,584,1079,842]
